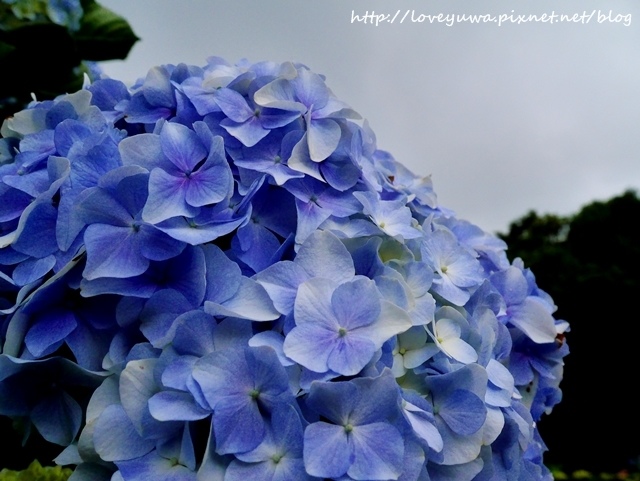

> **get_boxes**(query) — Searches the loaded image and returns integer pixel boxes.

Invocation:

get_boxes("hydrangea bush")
[0,57,569,481]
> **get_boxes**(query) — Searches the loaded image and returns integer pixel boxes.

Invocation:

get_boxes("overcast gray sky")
[99,0,640,234]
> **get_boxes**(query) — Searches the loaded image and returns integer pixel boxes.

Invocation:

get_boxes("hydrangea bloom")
[1,0,83,32]
[0,56,569,481]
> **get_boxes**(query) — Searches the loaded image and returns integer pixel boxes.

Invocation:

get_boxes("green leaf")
[0,22,80,115]
[0,460,72,481]
[0,40,16,60]
[74,2,139,61]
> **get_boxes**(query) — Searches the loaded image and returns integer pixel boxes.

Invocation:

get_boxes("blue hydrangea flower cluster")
[1,0,83,31]
[0,57,569,481]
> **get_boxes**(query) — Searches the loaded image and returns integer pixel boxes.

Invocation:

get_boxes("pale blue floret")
[429,306,478,365]
[284,276,412,376]
[303,371,405,480]
[421,226,485,306]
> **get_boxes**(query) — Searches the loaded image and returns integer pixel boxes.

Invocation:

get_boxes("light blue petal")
[148,391,210,421]
[93,403,154,461]
[507,297,557,343]
[283,323,336,373]
[428,457,484,481]
[254,261,309,315]
[404,402,444,452]
[155,215,244,245]
[185,163,231,207]
[438,389,486,436]
[490,266,528,306]
[287,133,323,181]
[253,79,306,112]
[326,334,377,376]
[434,415,484,466]
[224,460,274,481]
[249,331,295,367]
[293,277,338,327]
[214,88,254,122]
[160,122,207,173]
[303,422,351,478]
[117,450,197,481]
[222,117,270,147]
[205,277,279,321]
[143,66,175,107]
[119,358,180,440]
[213,395,265,455]
[119,133,169,171]
[348,422,404,480]
[331,277,380,329]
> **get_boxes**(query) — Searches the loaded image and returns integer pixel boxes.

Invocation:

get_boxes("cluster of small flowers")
[0,57,569,481]
[1,0,83,31]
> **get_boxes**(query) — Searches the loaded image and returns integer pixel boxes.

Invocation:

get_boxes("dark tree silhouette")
[499,189,640,473]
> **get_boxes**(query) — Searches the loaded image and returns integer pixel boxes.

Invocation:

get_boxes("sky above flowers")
[99,0,640,235]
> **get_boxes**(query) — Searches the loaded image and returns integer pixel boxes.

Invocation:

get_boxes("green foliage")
[0,460,72,481]
[0,0,138,120]
[500,189,640,306]
[74,1,139,60]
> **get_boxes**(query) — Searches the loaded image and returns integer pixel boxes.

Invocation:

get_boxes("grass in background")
[551,466,640,480]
